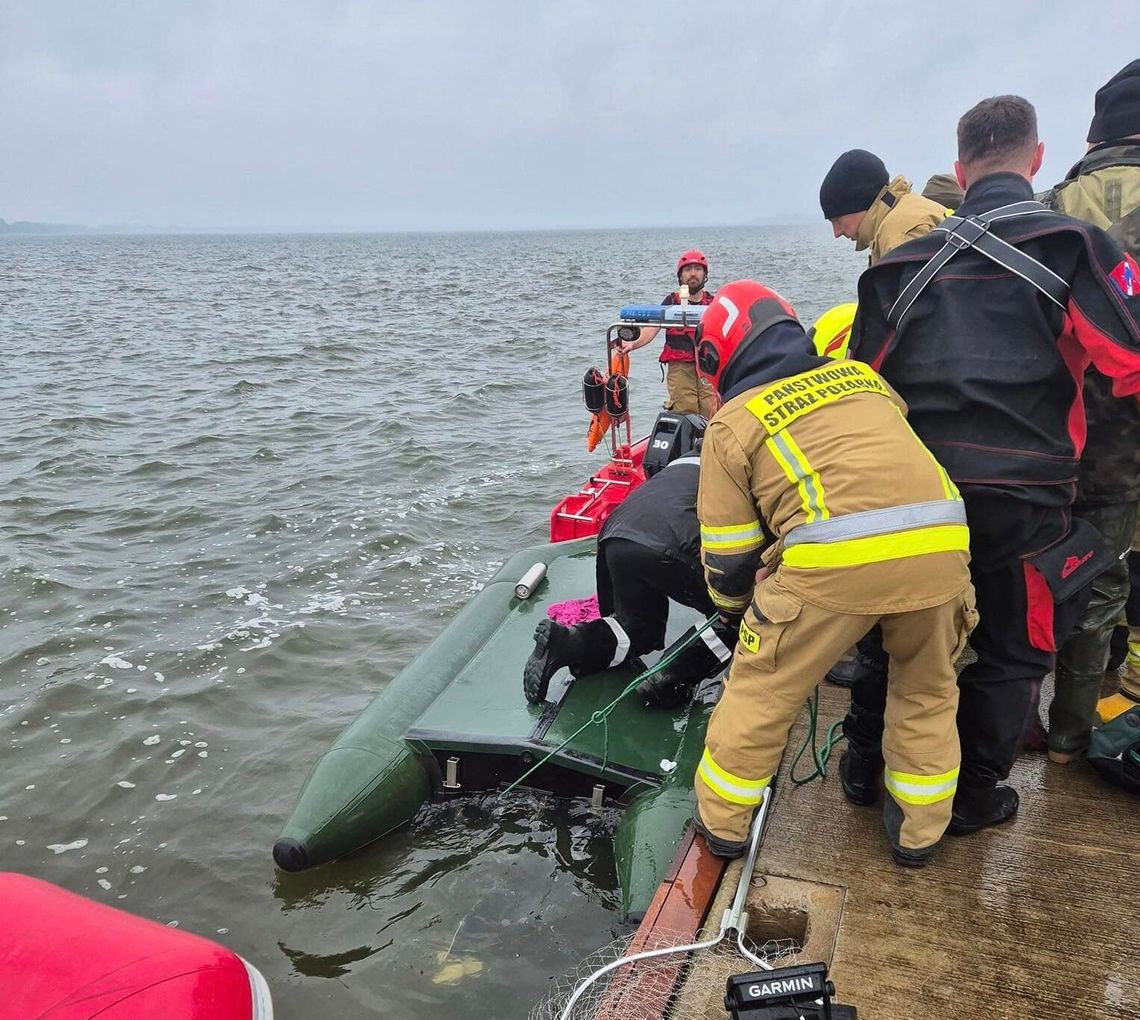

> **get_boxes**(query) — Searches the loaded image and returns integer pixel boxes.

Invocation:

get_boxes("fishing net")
[529,925,801,1020]
[529,789,802,1020]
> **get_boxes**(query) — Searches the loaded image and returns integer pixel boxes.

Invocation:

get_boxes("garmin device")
[724,962,857,1019]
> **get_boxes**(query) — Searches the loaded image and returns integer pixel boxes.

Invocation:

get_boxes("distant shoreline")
[0,219,821,237]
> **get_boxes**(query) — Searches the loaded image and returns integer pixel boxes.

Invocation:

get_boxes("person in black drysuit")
[523,443,736,708]
[840,94,1140,835]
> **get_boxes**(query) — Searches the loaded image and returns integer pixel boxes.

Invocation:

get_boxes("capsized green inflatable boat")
[273,536,714,918]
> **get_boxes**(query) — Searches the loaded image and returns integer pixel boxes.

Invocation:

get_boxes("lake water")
[0,226,861,1017]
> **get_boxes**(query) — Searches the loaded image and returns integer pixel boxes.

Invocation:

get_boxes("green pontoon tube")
[273,538,714,918]
[274,302,718,918]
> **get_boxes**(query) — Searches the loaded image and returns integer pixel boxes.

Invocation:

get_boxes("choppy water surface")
[0,228,859,1017]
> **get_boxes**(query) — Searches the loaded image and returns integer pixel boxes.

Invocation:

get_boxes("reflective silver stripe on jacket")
[782,499,967,548]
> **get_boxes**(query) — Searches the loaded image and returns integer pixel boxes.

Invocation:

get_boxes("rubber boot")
[1050,655,1109,761]
[946,785,1019,836]
[638,637,726,710]
[522,618,619,704]
[883,797,936,868]
[693,807,748,860]
[1108,624,1129,672]
[838,746,883,806]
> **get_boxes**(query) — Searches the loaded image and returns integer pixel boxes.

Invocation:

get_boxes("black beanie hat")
[819,149,890,220]
[1088,59,1140,143]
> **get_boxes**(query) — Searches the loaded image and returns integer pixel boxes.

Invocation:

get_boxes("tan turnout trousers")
[665,361,717,418]
[695,362,978,855]
[697,574,975,850]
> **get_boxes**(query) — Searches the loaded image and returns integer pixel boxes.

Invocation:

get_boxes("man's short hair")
[956,95,1038,174]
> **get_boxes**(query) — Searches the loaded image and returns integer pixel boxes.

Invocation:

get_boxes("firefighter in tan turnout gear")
[689,280,978,866]
[819,149,948,266]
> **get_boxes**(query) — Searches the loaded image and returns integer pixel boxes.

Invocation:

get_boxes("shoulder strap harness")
[887,200,1069,331]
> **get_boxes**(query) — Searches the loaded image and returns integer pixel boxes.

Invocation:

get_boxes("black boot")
[825,656,859,688]
[947,785,1019,836]
[693,808,748,860]
[838,746,883,806]
[883,797,937,867]
[638,637,726,709]
[523,618,621,704]
[828,630,887,688]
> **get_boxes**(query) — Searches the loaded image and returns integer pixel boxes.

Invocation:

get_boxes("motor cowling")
[642,411,706,477]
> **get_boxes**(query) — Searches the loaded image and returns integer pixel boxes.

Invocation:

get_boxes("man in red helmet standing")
[620,250,717,416]
[690,280,976,866]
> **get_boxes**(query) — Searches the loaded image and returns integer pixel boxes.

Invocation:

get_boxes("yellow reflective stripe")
[1126,640,1140,670]
[935,461,960,500]
[702,522,761,536]
[703,538,763,552]
[738,617,760,653]
[697,748,771,806]
[701,521,762,551]
[766,433,829,524]
[781,431,830,521]
[891,404,960,500]
[709,588,750,612]
[781,524,970,569]
[884,766,959,805]
[766,433,799,485]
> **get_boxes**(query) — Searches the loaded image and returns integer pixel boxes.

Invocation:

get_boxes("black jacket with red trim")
[851,172,1140,508]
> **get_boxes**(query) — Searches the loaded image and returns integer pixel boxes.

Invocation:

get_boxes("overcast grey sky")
[2,1,1136,231]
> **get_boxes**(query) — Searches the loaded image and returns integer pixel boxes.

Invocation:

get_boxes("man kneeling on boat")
[690,280,977,867]
[523,432,738,709]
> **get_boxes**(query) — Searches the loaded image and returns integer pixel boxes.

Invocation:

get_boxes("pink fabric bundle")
[546,595,600,625]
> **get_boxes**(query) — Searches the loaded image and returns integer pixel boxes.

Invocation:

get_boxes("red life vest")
[660,289,715,363]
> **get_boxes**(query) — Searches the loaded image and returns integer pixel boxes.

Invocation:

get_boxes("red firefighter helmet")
[676,249,709,281]
[694,280,799,392]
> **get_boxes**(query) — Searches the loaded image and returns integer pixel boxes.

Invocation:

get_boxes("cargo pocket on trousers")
[1022,517,1114,653]
[738,579,803,672]
[950,586,979,662]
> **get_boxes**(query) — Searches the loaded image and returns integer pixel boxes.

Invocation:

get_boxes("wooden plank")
[632,679,1140,1018]
[592,826,727,1020]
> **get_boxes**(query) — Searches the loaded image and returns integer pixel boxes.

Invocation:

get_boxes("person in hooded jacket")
[820,150,948,266]
[1040,59,1140,755]
[817,154,952,695]
[689,280,976,867]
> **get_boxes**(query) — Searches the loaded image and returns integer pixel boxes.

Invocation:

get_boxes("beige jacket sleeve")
[697,421,765,613]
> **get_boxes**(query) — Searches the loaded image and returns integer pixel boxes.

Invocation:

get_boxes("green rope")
[500,613,720,798]
[789,684,847,786]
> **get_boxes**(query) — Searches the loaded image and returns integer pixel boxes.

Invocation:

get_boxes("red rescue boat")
[0,872,272,1020]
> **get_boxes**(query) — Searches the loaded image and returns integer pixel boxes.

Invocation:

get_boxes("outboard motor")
[642,411,706,478]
